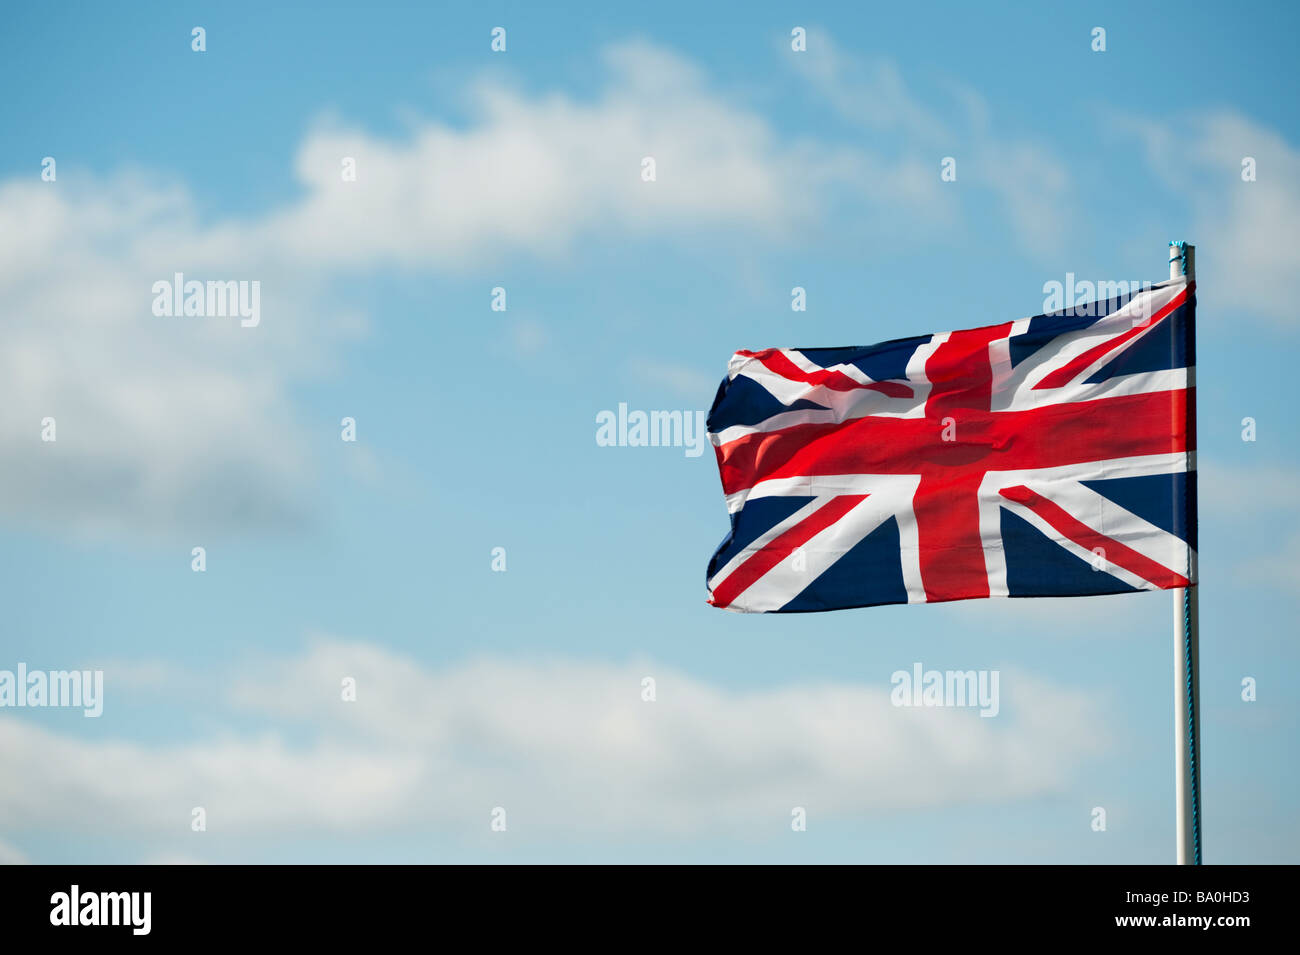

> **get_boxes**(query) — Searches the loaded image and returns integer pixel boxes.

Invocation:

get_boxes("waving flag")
[706,277,1196,612]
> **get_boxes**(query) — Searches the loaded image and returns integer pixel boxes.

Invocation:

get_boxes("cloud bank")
[0,638,1108,853]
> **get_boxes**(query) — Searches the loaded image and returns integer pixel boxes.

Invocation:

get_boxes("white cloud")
[260,41,861,270]
[0,177,334,540]
[0,40,937,540]
[1198,460,1298,521]
[790,38,950,145]
[1199,459,1300,590]
[788,30,1072,256]
[5,38,1178,541]
[971,138,1070,253]
[0,838,27,865]
[0,638,1108,846]
[1238,533,1300,589]
[508,317,548,357]
[1130,109,1300,325]
[628,358,717,401]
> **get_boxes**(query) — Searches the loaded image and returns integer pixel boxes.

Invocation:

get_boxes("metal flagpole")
[1169,241,1201,864]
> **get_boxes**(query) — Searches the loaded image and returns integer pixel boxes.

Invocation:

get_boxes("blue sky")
[1,1,1297,863]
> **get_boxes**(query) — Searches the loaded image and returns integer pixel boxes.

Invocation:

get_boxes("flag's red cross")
[713,291,1192,607]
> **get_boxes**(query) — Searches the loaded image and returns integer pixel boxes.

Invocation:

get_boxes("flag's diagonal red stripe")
[998,484,1189,588]
[737,349,914,398]
[709,494,868,609]
[1033,287,1187,390]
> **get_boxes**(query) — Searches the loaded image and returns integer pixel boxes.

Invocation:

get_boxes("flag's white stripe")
[712,335,944,446]
[714,361,927,446]
[1035,479,1191,578]
[711,476,922,609]
[981,481,1011,599]
[982,451,1188,487]
[987,317,1033,402]
[993,367,1188,412]
[978,452,1194,591]
[722,495,895,613]
[710,395,926,448]
[993,281,1186,410]
[725,472,920,516]
[1041,311,1170,391]
[779,348,879,389]
[894,481,926,603]
[1008,282,1182,390]
[707,496,830,592]
[994,494,1161,592]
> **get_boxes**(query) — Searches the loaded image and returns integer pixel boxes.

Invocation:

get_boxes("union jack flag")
[706,278,1197,612]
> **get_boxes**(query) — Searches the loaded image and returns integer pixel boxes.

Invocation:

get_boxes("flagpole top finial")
[1169,241,1196,281]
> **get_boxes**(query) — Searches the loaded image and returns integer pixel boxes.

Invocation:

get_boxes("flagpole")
[1169,241,1201,864]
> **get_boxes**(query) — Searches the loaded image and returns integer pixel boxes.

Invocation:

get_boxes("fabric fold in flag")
[705,278,1197,613]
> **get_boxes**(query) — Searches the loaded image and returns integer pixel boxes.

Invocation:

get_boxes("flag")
[705,277,1196,612]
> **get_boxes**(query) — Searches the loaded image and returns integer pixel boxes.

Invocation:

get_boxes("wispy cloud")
[1200,459,1300,591]
[0,40,946,541]
[0,838,27,865]
[0,637,1108,855]
[788,29,1072,257]
[628,358,718,401]
[1126,109,1300,326]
